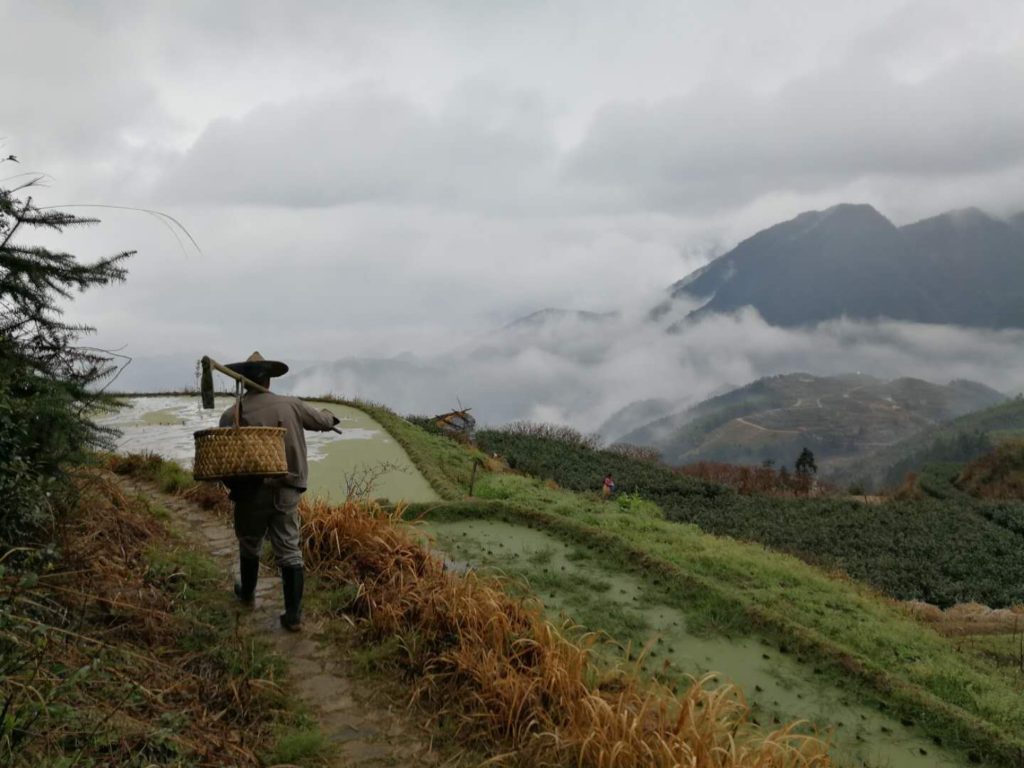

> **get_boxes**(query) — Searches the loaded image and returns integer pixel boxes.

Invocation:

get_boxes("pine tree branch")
[0,195,32,250]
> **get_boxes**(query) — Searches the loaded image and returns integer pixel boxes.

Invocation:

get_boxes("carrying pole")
[201,355,272,397]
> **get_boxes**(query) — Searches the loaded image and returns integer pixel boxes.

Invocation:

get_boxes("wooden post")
[469,458,482,497]
[201,355,271,395]
[200,357,215,409]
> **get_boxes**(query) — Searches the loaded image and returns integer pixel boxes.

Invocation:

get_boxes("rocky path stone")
[120,477,444,767]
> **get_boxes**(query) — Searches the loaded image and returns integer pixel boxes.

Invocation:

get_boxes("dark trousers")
[232,481,304,568]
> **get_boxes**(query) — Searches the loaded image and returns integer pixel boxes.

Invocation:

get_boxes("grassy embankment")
[0,468,328,767]
[368,414,1024,766]
[300,494,831,767]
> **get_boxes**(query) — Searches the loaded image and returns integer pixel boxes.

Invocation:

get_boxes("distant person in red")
[602,473,616,499]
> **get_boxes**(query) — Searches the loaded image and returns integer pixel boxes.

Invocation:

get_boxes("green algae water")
[99,396,438,503]
[422,517,966,768]
[307,403,439,503]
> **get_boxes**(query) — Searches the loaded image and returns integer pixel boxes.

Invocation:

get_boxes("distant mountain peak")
[503,308,617,331]
[822,202,885,218]
[661,203,1024,329]
[904,207,1000,232]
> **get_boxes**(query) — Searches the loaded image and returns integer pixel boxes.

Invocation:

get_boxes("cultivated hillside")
[619,372,1004,469]
[657,204,1024,328]
[834,396,1024,489]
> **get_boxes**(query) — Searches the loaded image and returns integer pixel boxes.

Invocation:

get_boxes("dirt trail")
[119,477,442,767]
[733,417,801,434]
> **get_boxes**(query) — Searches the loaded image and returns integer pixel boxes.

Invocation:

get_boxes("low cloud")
[282,302,1024,440]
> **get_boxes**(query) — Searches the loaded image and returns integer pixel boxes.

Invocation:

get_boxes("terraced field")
[99,395,439,503]
[420,511,963,767]
[408,423,1023,767]
[103,397,1024,766]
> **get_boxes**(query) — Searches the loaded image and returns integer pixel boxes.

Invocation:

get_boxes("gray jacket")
[220,392,337,489]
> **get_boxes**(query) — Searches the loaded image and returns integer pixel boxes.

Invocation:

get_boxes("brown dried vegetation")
[0,470,287,766]
[676,462,820,496]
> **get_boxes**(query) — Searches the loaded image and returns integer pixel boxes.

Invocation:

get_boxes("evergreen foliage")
[794,447,817,476]
[0,169,133,542]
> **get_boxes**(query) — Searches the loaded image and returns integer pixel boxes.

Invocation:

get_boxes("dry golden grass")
[0,469,283,766]
[181,479,234,517]
[300,496,832,767]
[901,599,1024,636]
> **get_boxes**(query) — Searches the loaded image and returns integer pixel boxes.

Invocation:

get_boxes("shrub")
[0,171,132,544]
[501,421,602,450]
[606,442,662,464]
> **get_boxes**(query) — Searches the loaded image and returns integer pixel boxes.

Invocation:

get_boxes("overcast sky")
[4,1,1024,410]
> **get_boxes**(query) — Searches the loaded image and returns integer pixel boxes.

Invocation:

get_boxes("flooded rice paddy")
[100,396,439,503]
[422,517,965,768]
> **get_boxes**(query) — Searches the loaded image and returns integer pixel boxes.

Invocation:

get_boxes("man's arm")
[294,400,340,432]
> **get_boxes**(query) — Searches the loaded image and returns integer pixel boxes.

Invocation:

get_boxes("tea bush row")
[476,429,727,504]
[972,501,1024,539]
[670,494,1024,607]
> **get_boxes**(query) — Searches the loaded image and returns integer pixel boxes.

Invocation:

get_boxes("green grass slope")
[402,476,1024,765]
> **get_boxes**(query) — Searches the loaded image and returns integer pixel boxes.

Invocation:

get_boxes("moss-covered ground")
[307,402,440,503]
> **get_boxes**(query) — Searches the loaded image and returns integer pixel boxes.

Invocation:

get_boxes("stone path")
[120,477,445,767]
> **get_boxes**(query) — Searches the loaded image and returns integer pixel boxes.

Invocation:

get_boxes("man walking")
[220,351,339,631]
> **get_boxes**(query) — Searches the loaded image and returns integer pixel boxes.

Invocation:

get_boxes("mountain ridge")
[618,372,1006,471]
[664,203,1024,328]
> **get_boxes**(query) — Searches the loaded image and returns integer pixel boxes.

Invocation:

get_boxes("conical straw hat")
[225,351,289,379]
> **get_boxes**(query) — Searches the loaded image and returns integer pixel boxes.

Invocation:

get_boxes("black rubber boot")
[279,566,304,632]
[234,555,259,606]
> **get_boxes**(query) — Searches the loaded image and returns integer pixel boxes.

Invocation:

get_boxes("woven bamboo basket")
[193,426,288,481]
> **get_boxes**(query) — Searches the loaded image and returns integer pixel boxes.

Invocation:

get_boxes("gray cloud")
[153,49,1024,216]
[1,10,144,138]
[7,0,1024,418]
[155,85,559,210]
[566,53,1024,212]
